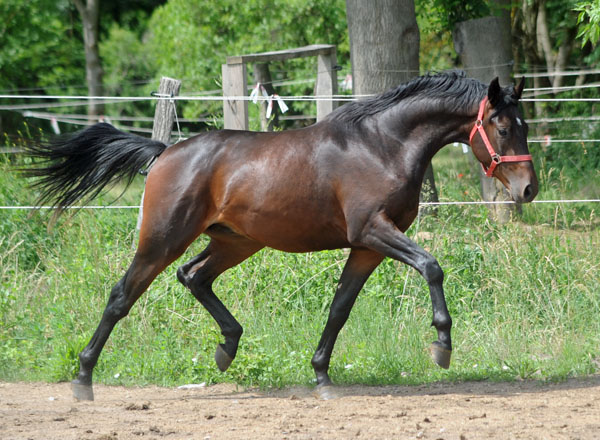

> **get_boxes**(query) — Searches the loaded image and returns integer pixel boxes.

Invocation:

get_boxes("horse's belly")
[253,224,350,253]
[219,205,349,252]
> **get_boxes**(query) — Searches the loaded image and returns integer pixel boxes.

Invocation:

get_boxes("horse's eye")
[498,128,508,137]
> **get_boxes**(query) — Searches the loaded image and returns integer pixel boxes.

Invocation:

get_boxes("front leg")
[353,211,452,368]
[311,248,384,393]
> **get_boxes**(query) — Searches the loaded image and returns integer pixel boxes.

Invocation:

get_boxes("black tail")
[21,123,167,212]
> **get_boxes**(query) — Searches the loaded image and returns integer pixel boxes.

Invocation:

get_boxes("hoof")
[215,344,233,372]
[429,341,452,369]
[72,381,94,401]
[313,385,338,400]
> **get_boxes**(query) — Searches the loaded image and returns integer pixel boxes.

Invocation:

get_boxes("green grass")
[0,146,599,389]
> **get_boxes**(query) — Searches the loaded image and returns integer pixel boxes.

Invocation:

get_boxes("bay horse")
[24,71,538,400]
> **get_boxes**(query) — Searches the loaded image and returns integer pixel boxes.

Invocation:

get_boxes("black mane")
[329,71,487,124]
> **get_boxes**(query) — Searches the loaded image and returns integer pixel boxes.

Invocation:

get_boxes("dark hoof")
[215,344,233,372]
[72,381,94,401]
[313,385,338,400]
[429,341,452,369]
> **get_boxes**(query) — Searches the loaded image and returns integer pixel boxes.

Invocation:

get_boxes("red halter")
[469,97,532,177]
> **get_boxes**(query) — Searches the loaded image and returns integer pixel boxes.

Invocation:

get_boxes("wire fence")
[1,199,599,210]
[1,73,599,210]
[5,90,600,146]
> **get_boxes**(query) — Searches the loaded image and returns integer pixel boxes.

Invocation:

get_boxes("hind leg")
[71,232,200,401]
[72,252,177,400]
[177,233,263,372]
[72,212,207,399]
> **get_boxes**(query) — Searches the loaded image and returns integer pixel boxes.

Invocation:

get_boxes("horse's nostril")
[523,184,532,201]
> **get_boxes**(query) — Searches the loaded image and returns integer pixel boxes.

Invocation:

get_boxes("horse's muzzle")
[510,172,538,203]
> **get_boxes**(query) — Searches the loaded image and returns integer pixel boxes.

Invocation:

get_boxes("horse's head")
[469,77,538,203]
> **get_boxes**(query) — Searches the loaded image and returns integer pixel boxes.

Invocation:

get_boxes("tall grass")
[0,146,598,388]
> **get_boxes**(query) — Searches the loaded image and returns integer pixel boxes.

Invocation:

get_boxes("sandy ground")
[1,377,599,439]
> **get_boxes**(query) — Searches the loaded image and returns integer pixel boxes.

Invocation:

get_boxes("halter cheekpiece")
[469,96,532,177]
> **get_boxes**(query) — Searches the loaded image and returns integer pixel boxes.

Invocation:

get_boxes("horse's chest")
[386,191,420,233]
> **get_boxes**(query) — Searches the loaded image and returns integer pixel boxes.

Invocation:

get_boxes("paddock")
[2,378,599,439]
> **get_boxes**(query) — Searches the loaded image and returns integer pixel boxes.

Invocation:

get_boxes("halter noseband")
[469,97,532,177]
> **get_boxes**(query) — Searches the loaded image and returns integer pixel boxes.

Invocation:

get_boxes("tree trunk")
[535,0,575,91]
[73,0,104,121]
[453,14,515,223]
[346,0,420,91]
[516,0,576,97]
[346,0,438,210]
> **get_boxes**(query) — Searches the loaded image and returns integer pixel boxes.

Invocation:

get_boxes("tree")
[346,0,420,92]
[346,0,438,209]
[73,0,104,119]
[528,0,577,91]
[451,0,516,221]
[0,0,85,136]
[511,0,600,177]
[514,0,583,95]
[0,0,82,91]
[417,0,517,220]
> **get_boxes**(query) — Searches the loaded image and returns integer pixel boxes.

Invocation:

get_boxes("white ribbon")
[266,94,289,119]
[261,86,270,102]
[250,83,260,104]
[266,96,273,119]
[250,83,270,104]
[251,83,289,119]
[50,117,60,134]
[274,94,288,113]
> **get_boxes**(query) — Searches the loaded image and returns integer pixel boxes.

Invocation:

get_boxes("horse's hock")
[222,44,339,130]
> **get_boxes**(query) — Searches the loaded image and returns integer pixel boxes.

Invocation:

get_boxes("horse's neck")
[355,98,480,187]
[381,98,480,164]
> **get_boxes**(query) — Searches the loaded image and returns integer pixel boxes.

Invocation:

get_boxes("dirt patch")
[1,377,599,439]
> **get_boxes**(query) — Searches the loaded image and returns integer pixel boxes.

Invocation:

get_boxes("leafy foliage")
[575,0,600,46]
[99,23,157,119]
[416,0,490,30]
[543,0,580,47]
[0,0,84,94]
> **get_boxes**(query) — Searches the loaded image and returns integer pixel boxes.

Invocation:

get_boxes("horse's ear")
[513,76,525,100]
[487,77,502,107]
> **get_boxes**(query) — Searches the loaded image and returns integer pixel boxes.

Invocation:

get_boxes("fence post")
[253,63,278,131]
[222,63,248,130]
[316,49,338,121]
[151,77,182,143]
[137,76,182,230]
